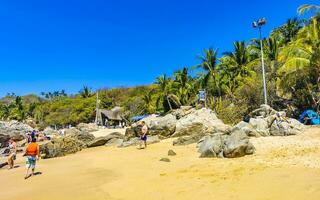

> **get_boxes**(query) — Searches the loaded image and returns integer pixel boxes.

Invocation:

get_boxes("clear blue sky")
[0,0,317,97]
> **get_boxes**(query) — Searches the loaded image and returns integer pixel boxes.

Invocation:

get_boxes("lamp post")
[253,18,268,105]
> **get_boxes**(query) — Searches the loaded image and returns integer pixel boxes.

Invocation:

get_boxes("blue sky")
[0,0,317,97]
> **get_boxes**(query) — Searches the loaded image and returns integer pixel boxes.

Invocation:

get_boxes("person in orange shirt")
[24,137,40,179]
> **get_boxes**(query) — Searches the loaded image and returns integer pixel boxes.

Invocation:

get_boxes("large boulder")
[172,108,231,138]
[251,104,277,118]
[232,121,260,137]
[223,130,255,158]
[76,123,99,132]
[197,135,225,158]
[197,130,255,158]
[0,120,33,147]
[125,114,177,138]
[69,131,95,144]
[87,132,124,148]
[269,118,304,136]
[40,137,86,159]
[248,118,270,136]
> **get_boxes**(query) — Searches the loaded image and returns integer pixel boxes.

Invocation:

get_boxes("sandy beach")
[1,127,320,200]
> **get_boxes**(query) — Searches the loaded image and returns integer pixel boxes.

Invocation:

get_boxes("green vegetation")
[0,4,319,126]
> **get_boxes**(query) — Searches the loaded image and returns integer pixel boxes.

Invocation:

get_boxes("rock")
[0,120,33,147]
[40,137,85,159]
[173,135,202,146]
[87,132,124,148]
[172,108,230,138]
[198,135,225,158]
[168,149,177,156]
[65,127,81,136]
[119,137,140,147]
[232,121,260,137]
[223,130,255,158]
[159,158,170,162]
[269,118,304,136]
[125,114,177,138]
[105,138,124,147]
[69,131,95,144]
[251,104,277,118]
[76,123,99,132]
[197,129,255,158]
[146,135,161,145]
[43,127,59,136]
[171,106,196,119]
[249,118,270,136]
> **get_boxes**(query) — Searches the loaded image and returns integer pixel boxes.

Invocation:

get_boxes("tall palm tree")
[173,67,194,104]
[155,74,173,111]
[195,48,221,96]
[298,4,320,15]
[271,18,303,45]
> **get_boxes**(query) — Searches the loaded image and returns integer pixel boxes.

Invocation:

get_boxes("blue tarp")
[299,110,320,125]
[131,115,149,122]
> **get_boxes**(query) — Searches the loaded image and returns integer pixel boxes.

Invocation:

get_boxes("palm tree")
[79,86,93,98]
[298,4,320,15]
[195,48,221,96]
[278,18,320,108]
[271,18,303,45]
[155,74,172,111]
[173,67,194,104]
[220,41,255,93]
[142,90,154,114]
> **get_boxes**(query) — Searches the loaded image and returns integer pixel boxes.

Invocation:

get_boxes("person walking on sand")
[7,138,17,169]
[139,121,148,149]
[24,137,40,179]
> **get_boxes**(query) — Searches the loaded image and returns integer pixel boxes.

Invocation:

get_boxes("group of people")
[7,130,41,179]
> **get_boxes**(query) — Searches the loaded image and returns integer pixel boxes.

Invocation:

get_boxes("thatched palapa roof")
[99,106,123,121]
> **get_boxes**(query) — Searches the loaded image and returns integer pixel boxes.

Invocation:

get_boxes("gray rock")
[105,138,124,147]
[249,118,270,136]
[232,121,260,137]
[198,135,225,158]
[168,149,177,156]
[69,131,95,144]
[251,104,277,118]
[223,130,255,158]
[159,158,170,162]
[0,120,33,147]
[40,137,86,159]
[87,132,124,148]
[172,108,230,138]
[197,129,255,158]
[125,114,177,138]
[76,123,99,132]
[173,135,203,146]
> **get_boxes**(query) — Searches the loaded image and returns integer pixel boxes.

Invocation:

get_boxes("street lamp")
[253,18,268,105]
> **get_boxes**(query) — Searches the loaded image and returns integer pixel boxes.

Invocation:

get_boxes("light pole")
[253,18,268,105]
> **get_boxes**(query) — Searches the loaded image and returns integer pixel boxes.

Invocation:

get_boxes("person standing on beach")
[139,121,148,149]
[7,138,17,169]
[24,137,40,179]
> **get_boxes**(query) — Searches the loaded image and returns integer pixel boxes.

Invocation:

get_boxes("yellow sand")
[1,127,320,200]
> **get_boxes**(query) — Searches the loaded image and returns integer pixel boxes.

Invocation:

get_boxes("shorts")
[26,156,37,169]
[140,135,147,141]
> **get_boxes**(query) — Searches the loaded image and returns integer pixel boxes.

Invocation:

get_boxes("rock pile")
[0,120,33,148]
[233,105,305,137]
